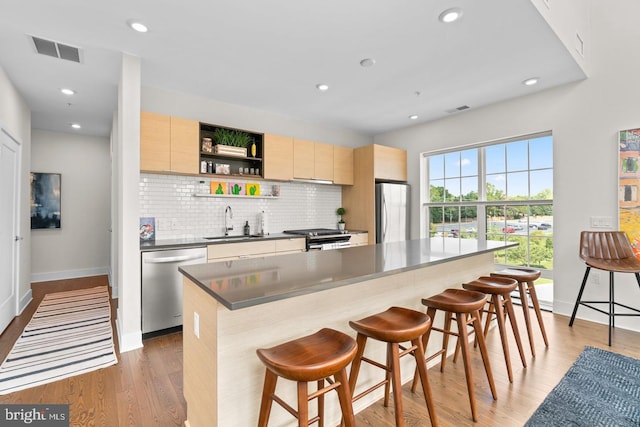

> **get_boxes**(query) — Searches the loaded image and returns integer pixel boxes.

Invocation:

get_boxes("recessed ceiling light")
[439,8,463,23]
[316,83,329,91]
[409,115,418,120]
[127,20,148,33]
[523,77,539,86]
[360,58,376,68]
[60,88,75,96]
[70,123,81,129]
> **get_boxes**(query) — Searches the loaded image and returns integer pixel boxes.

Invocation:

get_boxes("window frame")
[420,131,553,279]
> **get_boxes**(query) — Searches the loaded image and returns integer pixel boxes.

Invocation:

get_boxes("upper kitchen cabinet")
[263,134,294,181]
[140,112,199,174]
[341,144,407,244]
[333,146,354,185]
[293,139,334,181]
[373,144,407,182]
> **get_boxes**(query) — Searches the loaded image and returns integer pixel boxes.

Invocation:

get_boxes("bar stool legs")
[413,289,497,422]
[461,277,527,383]
[348,306,438,427]
[492,268,549,357]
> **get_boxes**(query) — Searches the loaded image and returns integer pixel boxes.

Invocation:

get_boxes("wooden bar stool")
[461,276,527,382]
[348,306,438,427]
[491,267,549,356]
[256,328,358,427]
[412,288,497,422]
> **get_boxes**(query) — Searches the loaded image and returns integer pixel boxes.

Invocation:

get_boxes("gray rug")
[525,346,640,426]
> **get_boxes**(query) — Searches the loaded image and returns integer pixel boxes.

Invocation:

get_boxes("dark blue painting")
[31,172,61,229]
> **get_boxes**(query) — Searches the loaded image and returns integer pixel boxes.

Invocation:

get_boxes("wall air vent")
[31,36,81,63]
[445,105,471,114]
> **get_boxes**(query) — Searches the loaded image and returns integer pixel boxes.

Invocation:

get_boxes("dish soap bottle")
[243,221,250,236]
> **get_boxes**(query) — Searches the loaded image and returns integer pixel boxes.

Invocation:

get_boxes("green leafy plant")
[336,207,346,223]
[213,128,253,147]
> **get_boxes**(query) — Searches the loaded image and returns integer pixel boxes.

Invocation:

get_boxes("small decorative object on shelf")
[215,163,230,175]
[210,181,228,195]
[337,207,346,231]
[229,182,245,195]
[246,183,261,196]
[201,137,213,153]
[251,141,257,157]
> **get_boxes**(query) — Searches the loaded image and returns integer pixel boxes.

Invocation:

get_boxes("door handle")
[14,236,24,242]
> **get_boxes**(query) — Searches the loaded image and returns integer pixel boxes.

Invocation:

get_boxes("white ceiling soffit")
[0,0,587,138]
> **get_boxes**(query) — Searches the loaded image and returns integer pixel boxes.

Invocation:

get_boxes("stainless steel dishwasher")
[141,246,207,337]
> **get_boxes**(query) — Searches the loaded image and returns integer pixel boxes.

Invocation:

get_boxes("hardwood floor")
[1,275,639,426]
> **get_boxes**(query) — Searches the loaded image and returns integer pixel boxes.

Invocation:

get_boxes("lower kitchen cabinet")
[207,237,305,262]
[350,232,369,246]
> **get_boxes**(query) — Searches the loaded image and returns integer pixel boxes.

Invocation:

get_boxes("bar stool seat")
[256,328,357,427]
[491,267,549,356]
[348,306,438,427]
[413,288,497,422]
[462,276,527,382]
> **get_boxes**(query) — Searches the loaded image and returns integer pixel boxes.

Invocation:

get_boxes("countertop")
[140,230,367,251]
[179,238,517,310]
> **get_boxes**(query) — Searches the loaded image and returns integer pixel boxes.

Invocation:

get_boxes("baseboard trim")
[18,289,32,315]
[116,316,143,353]
[31,267,110,283]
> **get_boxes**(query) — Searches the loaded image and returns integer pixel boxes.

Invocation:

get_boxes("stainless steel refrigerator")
[375,183,410,243]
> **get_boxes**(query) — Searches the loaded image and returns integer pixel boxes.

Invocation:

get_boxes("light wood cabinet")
[349,232,369,246]
[342,144,408,244]
[293,139,334,181]
[275,238,306,254]
[293,139,315,179]
[374,144,407,182]
[141,112,171,172]
[333,146,354,185]
[263,134,294,181]
[140,112,199,174]
[207,237,305,261]
[314,142,334,181]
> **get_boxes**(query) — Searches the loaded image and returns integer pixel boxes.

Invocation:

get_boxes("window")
[423,133,553,278]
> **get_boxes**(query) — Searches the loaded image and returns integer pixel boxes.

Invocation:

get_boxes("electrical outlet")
[590,216,614,229]
[194,312,200,339]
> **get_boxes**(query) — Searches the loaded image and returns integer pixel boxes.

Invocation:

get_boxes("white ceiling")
[0,0,586,138]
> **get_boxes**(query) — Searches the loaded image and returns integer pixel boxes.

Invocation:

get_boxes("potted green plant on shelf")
[212,128,255,157]
[337,207,346,231]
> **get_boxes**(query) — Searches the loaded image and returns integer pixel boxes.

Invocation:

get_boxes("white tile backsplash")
[140,174,342,239]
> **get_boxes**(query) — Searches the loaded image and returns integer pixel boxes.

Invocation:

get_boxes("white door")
[0,129,20,333]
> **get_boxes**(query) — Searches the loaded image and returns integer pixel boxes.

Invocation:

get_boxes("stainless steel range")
[283,228,351,251]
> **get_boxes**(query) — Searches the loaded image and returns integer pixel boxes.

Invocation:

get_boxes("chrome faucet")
[224,206,233,236]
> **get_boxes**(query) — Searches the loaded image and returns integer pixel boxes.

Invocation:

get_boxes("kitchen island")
[179,238,516,427]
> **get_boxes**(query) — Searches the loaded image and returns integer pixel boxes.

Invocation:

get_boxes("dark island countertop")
[179,238,517,310]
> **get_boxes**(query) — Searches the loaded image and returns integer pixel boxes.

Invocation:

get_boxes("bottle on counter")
[243,221,250,236]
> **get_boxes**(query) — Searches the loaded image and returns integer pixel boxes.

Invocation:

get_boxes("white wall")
[0,65,32,313]
[30,130,111,282]
[141,86,373,149]
[374,0,640,331]
[116,53,143,352]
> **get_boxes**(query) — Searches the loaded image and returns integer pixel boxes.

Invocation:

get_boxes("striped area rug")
[0,286,118,395]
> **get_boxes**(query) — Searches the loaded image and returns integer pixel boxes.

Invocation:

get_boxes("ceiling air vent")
[31,36,81,63]
[445,105,471,114]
